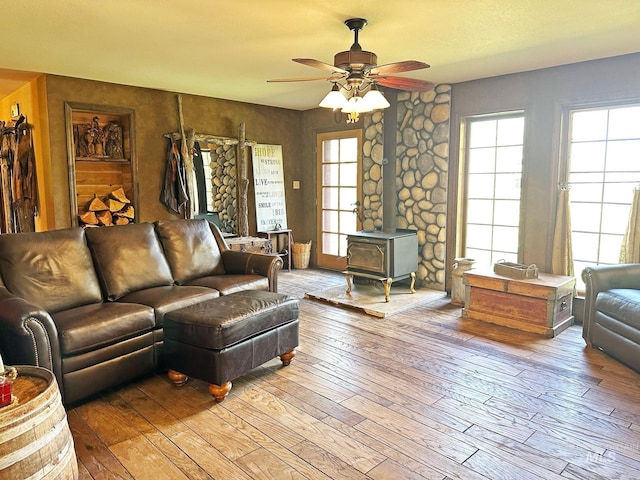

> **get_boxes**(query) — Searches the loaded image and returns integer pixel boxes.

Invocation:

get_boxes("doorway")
[316,130,362,270]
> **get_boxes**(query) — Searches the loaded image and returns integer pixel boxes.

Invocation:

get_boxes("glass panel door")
[316,130,362,270]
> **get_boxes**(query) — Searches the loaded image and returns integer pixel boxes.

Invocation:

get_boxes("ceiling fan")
[268,18,433,122]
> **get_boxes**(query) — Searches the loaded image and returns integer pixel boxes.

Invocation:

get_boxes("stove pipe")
[382,89,398,233]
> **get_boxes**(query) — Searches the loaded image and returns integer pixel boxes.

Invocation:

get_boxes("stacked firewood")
[79,188,134,227]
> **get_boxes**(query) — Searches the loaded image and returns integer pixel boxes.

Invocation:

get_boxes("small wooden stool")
[163,290,299,402]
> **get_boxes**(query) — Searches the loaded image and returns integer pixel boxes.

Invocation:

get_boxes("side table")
[260,229,292,272]
[0,365,78,479]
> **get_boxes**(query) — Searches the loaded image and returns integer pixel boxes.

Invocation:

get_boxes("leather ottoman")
[163,290,299,402]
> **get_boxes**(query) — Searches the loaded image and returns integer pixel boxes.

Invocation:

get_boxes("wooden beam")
[237,122,249,237]
[176,95,195,218]
[164,132,256,147]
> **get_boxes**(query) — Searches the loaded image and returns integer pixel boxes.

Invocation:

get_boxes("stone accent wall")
[361,110,385,233]
[209,143,237,233]
[361,85,451,289]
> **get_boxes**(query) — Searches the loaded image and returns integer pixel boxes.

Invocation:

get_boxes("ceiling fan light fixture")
[362,85,390,110]
[341,94,371,114]
[319,83,348,109]
[341,94,372,124]
[269,18,433,112]
[344,111,360,123]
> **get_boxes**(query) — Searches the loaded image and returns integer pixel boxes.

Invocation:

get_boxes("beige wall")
[41,75,304,231]
[447,52,640,279]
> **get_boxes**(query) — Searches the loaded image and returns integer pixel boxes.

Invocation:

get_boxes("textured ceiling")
[1,1,639,110]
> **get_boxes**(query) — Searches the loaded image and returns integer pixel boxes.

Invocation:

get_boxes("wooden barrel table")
[0,366,78,480]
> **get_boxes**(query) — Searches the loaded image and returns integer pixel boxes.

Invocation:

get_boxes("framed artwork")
[10,103,20,119]
[251,144,287,232]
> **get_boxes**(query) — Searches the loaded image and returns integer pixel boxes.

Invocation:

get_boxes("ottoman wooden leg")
[280,349,296,366]
[168,369,188,386]
[209,381,232,402]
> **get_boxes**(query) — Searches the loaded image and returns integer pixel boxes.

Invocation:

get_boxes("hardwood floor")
[69,269,640,479]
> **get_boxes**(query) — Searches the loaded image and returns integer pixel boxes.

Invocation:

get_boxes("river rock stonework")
[361,85,451,289]
[209,143,237,233]
[361,110,385,233]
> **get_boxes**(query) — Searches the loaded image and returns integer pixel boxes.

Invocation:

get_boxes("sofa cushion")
[118,284,220,326]
[186,274,268,295]
[0,228,103,313]
[86,223,174,301]
[155,219,225,284]
[52,302,156,355]
[595,288,640,330]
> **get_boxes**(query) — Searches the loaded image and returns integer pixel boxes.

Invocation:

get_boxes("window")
[461,114,525,267]
[567,103,640,290]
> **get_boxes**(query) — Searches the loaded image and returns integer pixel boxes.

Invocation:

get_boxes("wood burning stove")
[342,92,419,302]
[345,229,418,302]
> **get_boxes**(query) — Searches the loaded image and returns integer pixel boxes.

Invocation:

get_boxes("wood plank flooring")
[69,269,640,479]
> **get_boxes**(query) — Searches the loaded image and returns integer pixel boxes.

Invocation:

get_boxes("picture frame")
[10,103,20,120]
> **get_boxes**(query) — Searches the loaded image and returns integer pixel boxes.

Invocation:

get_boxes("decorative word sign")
[252,144,287,232]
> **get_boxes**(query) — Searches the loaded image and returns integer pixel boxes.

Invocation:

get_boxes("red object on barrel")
[0,377,11,407]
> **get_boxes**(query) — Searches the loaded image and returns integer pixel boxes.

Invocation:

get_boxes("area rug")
[305,281,446,318]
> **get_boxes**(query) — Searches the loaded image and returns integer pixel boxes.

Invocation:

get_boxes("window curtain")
[619,187,640,263]
[551,183,574,276]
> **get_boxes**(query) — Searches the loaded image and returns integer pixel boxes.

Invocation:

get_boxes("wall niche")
[65,103,137,226]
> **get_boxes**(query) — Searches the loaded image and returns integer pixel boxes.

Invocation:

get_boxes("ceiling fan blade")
[293,58,347,74]
[267,76,331,83]
[374,76,434,92]
[370,60,430,75]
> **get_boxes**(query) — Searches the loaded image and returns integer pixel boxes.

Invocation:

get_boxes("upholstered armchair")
[582,264,640,372]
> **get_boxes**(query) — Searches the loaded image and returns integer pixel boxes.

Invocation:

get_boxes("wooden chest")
[226,236,271,254]
[462,268,575,337]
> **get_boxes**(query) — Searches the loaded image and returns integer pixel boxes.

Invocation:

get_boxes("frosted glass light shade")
[362,88,390,110]
[319,85,348,109]
[341,95,371,114]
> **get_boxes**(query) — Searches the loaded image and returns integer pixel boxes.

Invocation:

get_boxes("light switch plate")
[293,180,300,190]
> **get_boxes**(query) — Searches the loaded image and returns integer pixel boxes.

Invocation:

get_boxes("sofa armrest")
[581,263,640,344]
[221,250,283,292]
[0,290,63,389]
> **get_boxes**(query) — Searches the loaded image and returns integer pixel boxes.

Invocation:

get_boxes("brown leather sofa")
[582,264,640,373]
[0,218,282,404]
